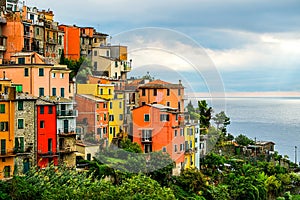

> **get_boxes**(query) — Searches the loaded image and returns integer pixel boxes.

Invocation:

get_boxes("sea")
[193,97,300,162]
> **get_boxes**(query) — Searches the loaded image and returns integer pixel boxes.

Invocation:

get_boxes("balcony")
[58,146,76,154]
[0,148,16,158]
[184,148,195,155]
[57,110,78,118]
[141,137,152,143]
[47,38,57,44]
[58,128,76,136]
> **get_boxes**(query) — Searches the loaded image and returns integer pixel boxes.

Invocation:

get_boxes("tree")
[198,100,212,129]
[212,111,230,133]
[235,134,254,146]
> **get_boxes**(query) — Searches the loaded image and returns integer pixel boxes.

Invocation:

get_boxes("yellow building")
[0,80,15,179]
[77,83,114,100]
[184,124,196,169]
[108,92,124,144]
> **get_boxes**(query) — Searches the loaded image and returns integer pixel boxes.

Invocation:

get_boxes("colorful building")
[75,94,108,142]
[58,25,80,60]
[108,93,124,144]
[14,93,37,175]
[0,63,72,98]
[45,96,77,167]
[36,99,58,168]
[138,79,185,113]
[132,104,184,174]
[184,124,196,169]
[0,81,15,179]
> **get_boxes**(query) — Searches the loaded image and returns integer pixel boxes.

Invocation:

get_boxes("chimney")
[179,80,182,85]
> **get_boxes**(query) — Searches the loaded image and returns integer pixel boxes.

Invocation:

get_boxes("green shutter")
[1,139,6,155]
[0,104,5,113]
[15,138,19,152]
[20,137,24,152]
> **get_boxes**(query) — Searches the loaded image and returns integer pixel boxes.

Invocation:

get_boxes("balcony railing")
[57,110,78,117]
[58,128,76,135]
[0,148,15,157]
[141,137,152,143]
[58,146,76,153]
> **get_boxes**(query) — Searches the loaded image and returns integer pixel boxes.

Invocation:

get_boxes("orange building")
[2,12,26,62]
[0,64,72,98]
[132,104,184,172]
[138,80,185,113]
[58,25,80,60]
[0,79,15,179]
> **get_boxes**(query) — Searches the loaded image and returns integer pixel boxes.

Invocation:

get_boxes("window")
[142,89,146,96]
[142,102,146,106]
[100,88,103,95]
[176,114,178,121]
[18,119,24,129]
[40,120,45,128]
[58,35,62,45]
[144,144,152,153]
[178,89,181,95]
[24,68,29,77]
[174,144,178,152]
[48,139,52,153]
[167,89,170,96]
[106,50,109,57]
[103,127,107,134]
[0,104,5,113]
[174,130,178,137]
[60,73,64,78]
[190,141,193,148]
[94,50,97,56]
[52,88,56,96]
[119,114,123,121]
[162,147,167,152]
[97,128,102,135]
[180,128,184,136]
[153,89,157,96]
[96,104,99,109]
[108,89,111,95]
[36,27,40,35]
[18,57,25,64]
[52,73,56,78]
[103,103,107,108]
[3,166,10,178]
[115,61,118,67]
[39,68,44,76]
[94,62,97,70]
[18,101,23,111]
[104,114,107,121]
[166,102,170,107]
[97,115,100,121]
[144,114,150,122]
[160,114,169,121]
[39,88,44,97]
[87,153,91,161]
[178,101,181,111]
[60,88,65,97]
[110,102,113,109]
[1,139,6,155]
[189,128,193,136]
[109,115,114,121]
[40,106,44,114]
[0,122,8,131]
[48,106,53,114]
[119,102,122,108]
[14,137,24,153]
[142,130,152,142]
[180,143,184,151]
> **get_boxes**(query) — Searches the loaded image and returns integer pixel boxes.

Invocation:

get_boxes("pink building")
[0,64,72,98]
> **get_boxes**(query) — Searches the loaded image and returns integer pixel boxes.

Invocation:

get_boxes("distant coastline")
[187,91,300,99]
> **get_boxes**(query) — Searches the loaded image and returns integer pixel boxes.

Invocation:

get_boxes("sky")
[25,0,300,96]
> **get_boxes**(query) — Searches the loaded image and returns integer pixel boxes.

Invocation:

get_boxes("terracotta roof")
[138,79,184,89]
[76,94,107,102]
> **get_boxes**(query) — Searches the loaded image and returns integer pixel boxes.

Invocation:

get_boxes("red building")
[132,104,185,172]
[36,99,58,168]
[75,94,109,142]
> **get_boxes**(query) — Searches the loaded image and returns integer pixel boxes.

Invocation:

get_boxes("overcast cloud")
[25,0,300,94]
